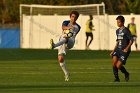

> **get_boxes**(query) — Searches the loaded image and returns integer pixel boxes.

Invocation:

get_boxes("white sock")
[60,62,69,76]
[54,38,67,48]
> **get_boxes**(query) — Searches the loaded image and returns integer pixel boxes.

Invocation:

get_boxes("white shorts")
[133,36,137,41]
[58,37,75,55]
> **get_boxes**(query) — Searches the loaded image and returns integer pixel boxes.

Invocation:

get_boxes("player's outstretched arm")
[62,25,74,30]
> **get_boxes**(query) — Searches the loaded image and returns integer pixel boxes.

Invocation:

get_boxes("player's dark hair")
[70,11,79,19]
[116,15,125,23]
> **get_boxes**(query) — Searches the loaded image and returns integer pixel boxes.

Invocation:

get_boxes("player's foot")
[65,74,69,81]
[85,46,90,50]
[50,39,54,49]
[114,78,120,82]
[125,72,129,82]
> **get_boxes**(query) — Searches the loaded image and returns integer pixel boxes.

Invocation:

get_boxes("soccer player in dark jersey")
[110,15,133,82]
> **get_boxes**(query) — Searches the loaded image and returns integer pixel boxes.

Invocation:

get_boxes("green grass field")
[0,49,140,93]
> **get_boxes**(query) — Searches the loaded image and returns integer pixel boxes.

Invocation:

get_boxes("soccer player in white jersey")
[50,11,81,81]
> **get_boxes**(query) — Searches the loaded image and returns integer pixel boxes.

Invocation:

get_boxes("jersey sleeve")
[89,21,93,30]
[72,24,81,37]
[76,24,81,33]
[62,20,69,26]
[127,24,130,29]
[116,29,119,41]
[126,28,133,41]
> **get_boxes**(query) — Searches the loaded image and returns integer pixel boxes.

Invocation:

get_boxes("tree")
[124,0,140,14]
[1,0,10,24]
[1,0,140,23]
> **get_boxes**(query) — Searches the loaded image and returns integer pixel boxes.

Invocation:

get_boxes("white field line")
[1,81,140,85]
[0,71,139,75]
[0,72,112,74]
[0,67,140,70]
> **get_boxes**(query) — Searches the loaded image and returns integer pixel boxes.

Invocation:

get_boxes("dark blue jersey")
[116,27,133,50]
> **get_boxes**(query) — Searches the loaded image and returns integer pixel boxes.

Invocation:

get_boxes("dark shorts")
[112,48,131,65]
[86,32,93,38]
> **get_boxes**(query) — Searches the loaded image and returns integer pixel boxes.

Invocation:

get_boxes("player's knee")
[112,63,116,67]
[112,56,118,66]
[112,60,117,66]
[112,62,117,67]
[116,63,121,69]
[58,55,64,62]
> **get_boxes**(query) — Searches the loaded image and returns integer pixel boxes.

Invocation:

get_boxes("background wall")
[21,14,140,50]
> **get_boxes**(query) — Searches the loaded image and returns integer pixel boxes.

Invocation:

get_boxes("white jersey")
[58,20,81,55]
[62,20,81,39]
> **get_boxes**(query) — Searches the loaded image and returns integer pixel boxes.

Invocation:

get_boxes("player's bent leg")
[112,56,120,82]
[50,37,68,50]
[116,61,123,69]
[85,36,89,50]
[117,61,129,82]
[112,57,118,66]
[55,37,67,48]
[66,38,74,49]
[58,55,69,81]
[87,35,93,49]
[134,37,138,51]
[135,41,138,51]
[124,71,129,82]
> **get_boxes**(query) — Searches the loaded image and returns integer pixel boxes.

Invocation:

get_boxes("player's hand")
[110,51,114,57]
[68,26,74,29]
[123,48,128,53]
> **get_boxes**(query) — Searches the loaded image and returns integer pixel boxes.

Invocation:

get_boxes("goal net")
[20,3,106,49]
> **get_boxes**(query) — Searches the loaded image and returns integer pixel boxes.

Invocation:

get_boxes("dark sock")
[119,66,128,74]
[135,43,138,49]
[113,66,119,79]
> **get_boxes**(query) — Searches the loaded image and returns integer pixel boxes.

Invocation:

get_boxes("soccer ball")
[64,29,73,37]
[64,29,70,34]
[67,32,73,37]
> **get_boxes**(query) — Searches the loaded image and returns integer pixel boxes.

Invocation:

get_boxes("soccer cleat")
[50,39,54,49]
[125,72,129,82]
[65,74,69,81]
[114,78,120,82]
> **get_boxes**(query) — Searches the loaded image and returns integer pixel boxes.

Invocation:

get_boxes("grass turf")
[0,49,140,93]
